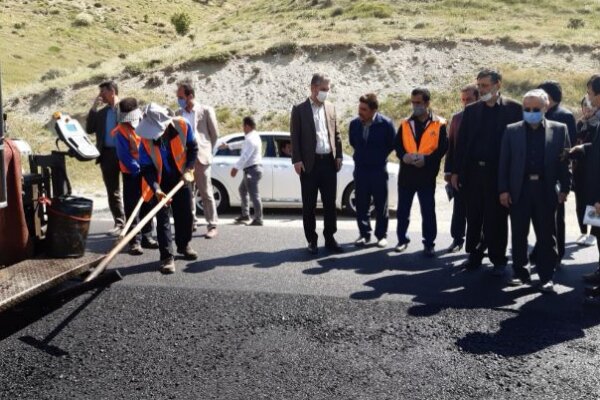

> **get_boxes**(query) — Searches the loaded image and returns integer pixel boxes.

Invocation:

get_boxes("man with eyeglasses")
[498,89,571,292]
[451,69,522,275]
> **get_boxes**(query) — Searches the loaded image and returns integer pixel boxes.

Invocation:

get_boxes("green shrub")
[72,13,93,27]
[171,12,192,36]
[567,18,585,29]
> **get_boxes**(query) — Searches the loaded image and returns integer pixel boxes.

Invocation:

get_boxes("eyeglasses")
[523,108,542,112]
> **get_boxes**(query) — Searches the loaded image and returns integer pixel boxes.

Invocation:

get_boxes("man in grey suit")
[498,89,571,292]
[290,73,344,254]
[176,82,220,238]
[86,81,125,236]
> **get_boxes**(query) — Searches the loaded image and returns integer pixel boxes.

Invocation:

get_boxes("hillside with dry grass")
[1,0,600,191]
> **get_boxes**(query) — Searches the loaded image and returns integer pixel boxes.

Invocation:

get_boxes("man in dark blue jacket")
[349,93,395,248]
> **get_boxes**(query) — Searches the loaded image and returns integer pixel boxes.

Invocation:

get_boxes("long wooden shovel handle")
[85,180,185,282]
[117,196,145,241]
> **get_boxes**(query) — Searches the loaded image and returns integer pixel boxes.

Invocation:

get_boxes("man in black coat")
[499,89,571,292]
[451,69,522,275]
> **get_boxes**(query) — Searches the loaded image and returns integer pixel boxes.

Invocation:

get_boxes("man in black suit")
[86,81,125,236]
[451,69,522,275]
[498,89,571,292]
[290,73,344,254]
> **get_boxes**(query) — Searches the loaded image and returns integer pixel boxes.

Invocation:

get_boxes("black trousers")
[154,173,193,261]
[99,148,125,227]
[464,164,508,266]
[450,187,467,245]
[510,180,558,283]
[355,169,388,240]
[122,173,154,246]
[300,155,337,244]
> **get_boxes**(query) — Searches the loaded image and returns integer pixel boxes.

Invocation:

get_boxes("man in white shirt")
[176,82,220,238]
[219,117,263,226]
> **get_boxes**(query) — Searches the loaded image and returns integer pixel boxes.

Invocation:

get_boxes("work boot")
[141,238,159,249]
[128,243,143,256]
[160,257,175,274]
[177,245,198,260]
[423,246,436,258]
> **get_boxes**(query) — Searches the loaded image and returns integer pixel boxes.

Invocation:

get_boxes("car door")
[271,136,301,202]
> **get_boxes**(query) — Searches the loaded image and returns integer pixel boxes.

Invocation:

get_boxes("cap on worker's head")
[118,97,142,124]
[137,103,172,140]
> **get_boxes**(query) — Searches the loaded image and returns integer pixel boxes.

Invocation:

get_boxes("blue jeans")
[354,169,389,240]
[396,185,437,248]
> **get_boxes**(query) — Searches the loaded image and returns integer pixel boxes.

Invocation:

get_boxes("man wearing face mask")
[498,89,571,292]
[175,82,220,239]
[113,97,159,255]
[451,69,522,274]
[572,96,600,247]
[395,88,448,257]
[290,73,344,255]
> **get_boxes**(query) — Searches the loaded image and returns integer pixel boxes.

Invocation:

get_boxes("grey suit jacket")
[498,119,571,205]
[176,104,219,165]
[290,98,343,174]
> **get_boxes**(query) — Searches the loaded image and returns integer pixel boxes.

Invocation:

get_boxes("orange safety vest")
[112,124,141,174]
[401,117,446,156]
[141,117,189,202]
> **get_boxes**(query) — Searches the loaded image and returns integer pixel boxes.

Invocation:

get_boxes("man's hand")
[414,154,425,168]
[499,192,512,208]
[402,153,414,165]
[293,161,305,175]
[183,168,194,184]
[444,174,451,183]
[558,192,568,204]
[335,158,343,172]
[594,202,600,215]
[230,167,238,178]
[92,96,103,110]
[451,174,460,191]
[155,189,172,206]
[218,143,229,150]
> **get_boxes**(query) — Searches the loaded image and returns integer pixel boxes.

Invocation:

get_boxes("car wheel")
[195,180,229,215]
[342,182,375,216]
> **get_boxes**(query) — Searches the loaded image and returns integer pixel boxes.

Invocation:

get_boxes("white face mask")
[130,119,140,129]
[316,90,329,103]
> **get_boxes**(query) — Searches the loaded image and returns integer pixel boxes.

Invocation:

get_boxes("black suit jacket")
[290,99,343,174]
[86,105,115,163]
[453,96,523,185]
[498,120,571,204]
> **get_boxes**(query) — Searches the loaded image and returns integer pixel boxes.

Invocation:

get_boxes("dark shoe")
[128,243,143,256]
[177,245,198,260]
[538,280,555,294]
[249,219,264,226]
[205,227,218,239]
[423,246,435,258]
[583,270,600,285]
[461,257,482,271]
[395,243,409,253]
[307,242,318,255]
[491,264,507,277]
[584,286,600,297]
[325,240,344,253]
[159,257,175,274]
[141,238,159,249]
[234,215,251,224]
[509,269,532,286]
[446,240,463,254]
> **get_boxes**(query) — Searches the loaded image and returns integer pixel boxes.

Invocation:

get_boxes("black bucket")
[46,196,93,258]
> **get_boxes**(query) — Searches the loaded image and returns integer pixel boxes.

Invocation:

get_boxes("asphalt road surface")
[2,200,600,399]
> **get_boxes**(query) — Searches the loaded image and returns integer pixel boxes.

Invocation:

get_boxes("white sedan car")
[196,132,398,216]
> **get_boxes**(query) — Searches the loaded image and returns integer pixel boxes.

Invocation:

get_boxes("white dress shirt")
[229,131,262,170]
[310,99,332,154]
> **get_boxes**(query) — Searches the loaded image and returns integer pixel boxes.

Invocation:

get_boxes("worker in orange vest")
[113,98,158,256]
[138,103,199,274]
[394,88,448,257]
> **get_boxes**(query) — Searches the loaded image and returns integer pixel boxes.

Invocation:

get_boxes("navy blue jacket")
[349,113,395,172]
[546,104,577,145]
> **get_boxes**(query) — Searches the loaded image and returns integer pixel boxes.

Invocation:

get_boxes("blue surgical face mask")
[523,111,543,125]
[177,98,187,109]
